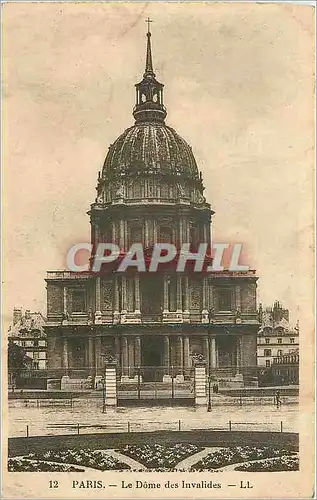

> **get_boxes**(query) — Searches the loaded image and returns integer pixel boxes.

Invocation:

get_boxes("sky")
[3,2,314,329]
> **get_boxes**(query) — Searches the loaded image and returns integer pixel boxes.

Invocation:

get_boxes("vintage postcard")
[2,1,315,498]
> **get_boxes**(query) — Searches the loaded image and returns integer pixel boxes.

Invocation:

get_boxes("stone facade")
[45,28,259,389]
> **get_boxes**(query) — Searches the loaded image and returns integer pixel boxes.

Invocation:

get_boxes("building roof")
[102,123,199,180]
[100,27,200,185]
[8,311,46,338]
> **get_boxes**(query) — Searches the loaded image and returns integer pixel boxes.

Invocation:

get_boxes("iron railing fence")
[11,418,292,439]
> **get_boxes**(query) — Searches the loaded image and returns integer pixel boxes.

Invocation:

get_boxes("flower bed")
[191,446,297,471]
[235,455,299,472]
[118,443,203,469]
[13,450,130,471]
[8,458,83,472]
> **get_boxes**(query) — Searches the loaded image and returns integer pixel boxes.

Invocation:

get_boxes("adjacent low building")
[8,308,47,369]
[257,301,299,368]
[271,348,299,385]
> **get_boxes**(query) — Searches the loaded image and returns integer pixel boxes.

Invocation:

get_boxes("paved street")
[9,400,299,438]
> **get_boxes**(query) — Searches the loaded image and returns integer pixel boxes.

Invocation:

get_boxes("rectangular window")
[264,349,271,357]
[72,290,86,313]
[265,338,270,344]
[33,351,39,360]
[33,340,38,347]
[290,338,295,343]
[266,360,271,367]
[277,338,282,344]
[277,350,283,356]
[218,289,232,312]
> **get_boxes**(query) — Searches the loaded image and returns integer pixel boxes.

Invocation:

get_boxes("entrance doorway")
[140,275,163,320]
[141,336,164,381]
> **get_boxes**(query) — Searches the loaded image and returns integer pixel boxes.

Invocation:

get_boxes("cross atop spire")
[144,17,154,76]
[133,21,167,124]
[146,17,153,34]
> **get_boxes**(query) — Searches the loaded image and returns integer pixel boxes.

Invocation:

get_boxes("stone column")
[153,220,158,244]
[62,337,69,370]
[121,275,127,314]
[178,336,184,377]
[88,337,95,374]
[95,337,102,376]
[210,337,217,369]
[113,274,120,323]
[163,275,169,312]
[95,277,101,311]
[105,363,117,406]
[63,286,68,315]
[61,338,70,390]
[128,337,135,377]
[135,274,141,313]
[163,336,170,378]
[202,276,209,323]
[185,220,190,243]
[194,362,207,405]
[135,336,141,368]
[124,220,128,251]
[119,220,125,249]
[236,336,242,375]
[114,337,120,365]
[183,275,190,322]
[209,285,214,318]
[112,220,118,245]
[144,219,149,247]
[95,277,102,323]
[179,219,183,246]
[184,336,190,375]
[121,336,128,378]
[176,275,182,313]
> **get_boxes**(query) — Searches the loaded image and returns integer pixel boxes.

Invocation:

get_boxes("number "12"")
[49,481,59,489]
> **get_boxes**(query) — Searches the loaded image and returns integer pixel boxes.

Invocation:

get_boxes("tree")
[8,339,30,385]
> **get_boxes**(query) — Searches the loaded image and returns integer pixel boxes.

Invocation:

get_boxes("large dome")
[102,122,199,181]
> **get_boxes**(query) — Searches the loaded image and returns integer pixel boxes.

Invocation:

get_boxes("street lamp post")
[207,374,212,412]
[101,377,106,413]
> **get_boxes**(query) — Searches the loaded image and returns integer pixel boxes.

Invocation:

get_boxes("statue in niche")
[208,307,215,323]
[87,307,93,323]
[115,184,124,198]
[177,182,186,198]
[103,282,113,311]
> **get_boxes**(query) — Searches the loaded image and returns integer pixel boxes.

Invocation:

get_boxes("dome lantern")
[133,21,167,124]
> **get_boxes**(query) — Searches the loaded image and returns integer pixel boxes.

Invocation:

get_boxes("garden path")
[175,447,223,470]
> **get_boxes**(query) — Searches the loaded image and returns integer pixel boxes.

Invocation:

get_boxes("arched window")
[129,226,143,246]
[159,226,173,243]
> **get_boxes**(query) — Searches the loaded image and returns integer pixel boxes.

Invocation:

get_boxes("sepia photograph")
[2,1,315,498]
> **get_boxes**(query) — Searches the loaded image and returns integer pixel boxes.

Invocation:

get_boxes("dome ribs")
[101,123,201,190]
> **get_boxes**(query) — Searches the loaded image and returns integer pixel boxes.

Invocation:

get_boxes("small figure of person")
[275,389,281,408]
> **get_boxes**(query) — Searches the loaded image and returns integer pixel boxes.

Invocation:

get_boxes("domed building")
[45,27,259,397]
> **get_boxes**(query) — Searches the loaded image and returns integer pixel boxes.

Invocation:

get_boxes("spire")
[144,18,155,76]
[133,20,167,124]
[145,31,155,76]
